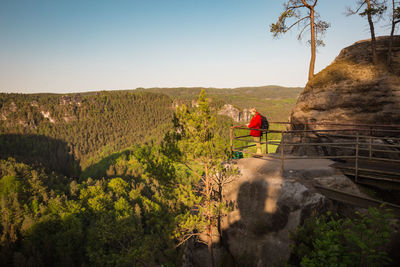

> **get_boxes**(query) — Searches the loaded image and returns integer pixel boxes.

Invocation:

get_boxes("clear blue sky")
[0,0,394,93]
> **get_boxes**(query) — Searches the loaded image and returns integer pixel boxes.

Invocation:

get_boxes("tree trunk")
[207,224,215,267]
[366,0,378,64]
[388,0,396,66]
[204,162,215,267]
[308,7,316,81]
[217,183,222,239]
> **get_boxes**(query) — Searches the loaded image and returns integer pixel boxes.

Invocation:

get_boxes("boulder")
[286,36,400,157]
[290,36,400,129]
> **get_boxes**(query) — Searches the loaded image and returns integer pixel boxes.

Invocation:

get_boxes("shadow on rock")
[217,180,290,267]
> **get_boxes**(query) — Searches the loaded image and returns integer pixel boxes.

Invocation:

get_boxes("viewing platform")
[230,122,400,215]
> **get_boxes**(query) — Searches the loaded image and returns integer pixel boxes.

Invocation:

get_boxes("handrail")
[268,121,400,128]
[230,122,400,187]
[233,126,400,134]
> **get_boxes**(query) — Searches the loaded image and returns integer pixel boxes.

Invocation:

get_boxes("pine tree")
[174,90,235,267]
[270,0,329,81]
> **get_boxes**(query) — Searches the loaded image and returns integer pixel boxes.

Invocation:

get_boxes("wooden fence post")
[265,129,268,155]
[230,127,233,159]
[281,130,285,175]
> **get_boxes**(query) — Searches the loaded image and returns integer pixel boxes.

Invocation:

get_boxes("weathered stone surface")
[290,36,400,128]
[59,94,82,106]
[218,104,252,122]
[218,104,241,122]
[285,36,400,157]
[218,157,362,267]
[183,157,366,267]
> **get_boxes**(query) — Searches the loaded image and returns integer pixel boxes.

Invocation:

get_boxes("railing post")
[355,132,359,183]
[281,130,285,176]
[230,127,233,159]
[265,129,268,155]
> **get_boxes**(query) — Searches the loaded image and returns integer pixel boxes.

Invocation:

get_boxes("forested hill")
[0,91,174,175]
[0,87,302,266]
[136,85,302,99]
[137,85,303,121]
[0,86,301,176]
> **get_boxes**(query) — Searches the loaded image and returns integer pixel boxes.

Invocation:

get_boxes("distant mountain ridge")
[137,85,302,122]
[136,85,302,100]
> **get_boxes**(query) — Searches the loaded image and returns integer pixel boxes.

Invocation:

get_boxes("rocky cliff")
[183,157,368,266]
[218,104,251,122]
[290,36,400,128]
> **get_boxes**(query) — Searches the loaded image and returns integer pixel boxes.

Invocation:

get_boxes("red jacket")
[248,112,262,137]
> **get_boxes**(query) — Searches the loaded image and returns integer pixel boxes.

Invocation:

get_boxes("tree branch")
[355,1,367,13]
[175,233,201,248]
[286,16,310,32]
[286,4,306,9]
[301,0,312,9]
[298,22,311,39]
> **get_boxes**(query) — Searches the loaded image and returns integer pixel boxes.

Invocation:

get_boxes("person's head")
[250,107,257,115]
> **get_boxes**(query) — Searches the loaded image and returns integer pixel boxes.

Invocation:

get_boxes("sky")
[0,0,395,93]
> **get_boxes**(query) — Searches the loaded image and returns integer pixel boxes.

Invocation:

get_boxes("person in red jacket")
[248,107,262,155]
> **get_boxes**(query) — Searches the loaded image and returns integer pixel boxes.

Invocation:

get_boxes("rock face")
[218,104,251,122]
[290,36,400,128]
[59,94,82,106]
[183,157,366,267]
[219,157,367,266]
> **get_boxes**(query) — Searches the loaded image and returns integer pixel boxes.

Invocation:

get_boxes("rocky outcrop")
[290,36,400,129]
[41,111,55,123]
[218,104,251,122]
[30,100,39,107]
[59,94,82,106]
[184,157,366,266]
[9,102,17,112]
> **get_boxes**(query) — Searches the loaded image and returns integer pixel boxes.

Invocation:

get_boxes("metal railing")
[230,122,400,184]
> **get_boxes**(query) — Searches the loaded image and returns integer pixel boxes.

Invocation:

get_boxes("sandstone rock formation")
[290,36,400,128]
[286,36,400,157]
[218,104,251,122]
[183,157,366,267]
[59,94,82,106]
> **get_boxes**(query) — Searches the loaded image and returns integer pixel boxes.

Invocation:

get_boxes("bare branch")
[175,233,201,248]
[346,2,366,16]
[286,4,306,9]
[301,0,312,9]
[355,1,367,13]
[312,0,319,8]
[286,16,311,32]
[298,22,311,40]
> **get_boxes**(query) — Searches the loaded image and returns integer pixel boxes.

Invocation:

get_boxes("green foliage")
[358,1,387,17]
[138,86,302,122]
[270,0,329,46]
[177,90,229,163]
[0,142,192,266]
[0,87,298,265]
[291,208,396,267]
[172,90,238,266]
[0,91,174,171]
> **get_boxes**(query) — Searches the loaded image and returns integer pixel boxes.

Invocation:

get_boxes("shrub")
[291,207,396,267]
